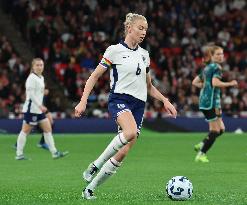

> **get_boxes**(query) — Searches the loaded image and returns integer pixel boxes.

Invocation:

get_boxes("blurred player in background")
[15,58,68,160]
[14,88,52,150]
[75,13,177,199]
[192,45,238,162]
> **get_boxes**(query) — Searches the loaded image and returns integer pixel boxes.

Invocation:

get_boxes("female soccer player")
[16,58,68,160]
[75,13,177,199]
[14,89,51,150]
[192,45,238,162]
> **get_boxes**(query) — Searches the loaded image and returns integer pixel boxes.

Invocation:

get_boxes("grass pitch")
[0,130,246,205]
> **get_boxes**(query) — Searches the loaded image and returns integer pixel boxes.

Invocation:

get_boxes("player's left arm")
[212,77,238,88]
[212,66,238,88]
[146,73,177,118]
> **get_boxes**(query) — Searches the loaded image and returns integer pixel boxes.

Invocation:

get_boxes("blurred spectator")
[1,0,246,118]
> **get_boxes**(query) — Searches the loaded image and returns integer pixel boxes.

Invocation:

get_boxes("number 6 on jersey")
[136,63,141,75]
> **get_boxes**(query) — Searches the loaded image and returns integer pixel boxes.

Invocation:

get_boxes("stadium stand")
[0,0,246,118]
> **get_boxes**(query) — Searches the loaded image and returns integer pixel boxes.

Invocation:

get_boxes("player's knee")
[42,127,52,133]
[44,129,52,134]
[215,129,224,138]
[22,126,32,134]
[21,130,29,135]
[41,121,52,133]
[124,130,138,141]
[209,131,220,140]
[219,129,225,136]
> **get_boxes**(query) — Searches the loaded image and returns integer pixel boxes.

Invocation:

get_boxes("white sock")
[93,133,128,169]
[43,132,57,154]
[16,131,27,156]
[87,158,121,191]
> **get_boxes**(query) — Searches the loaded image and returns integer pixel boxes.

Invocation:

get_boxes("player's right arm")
[192,76,203,88]
[75,46,115,117]
[75,65,107,117]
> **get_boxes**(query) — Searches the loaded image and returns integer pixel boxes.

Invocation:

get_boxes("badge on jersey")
[32,116,37,122]
[142,55,146,64]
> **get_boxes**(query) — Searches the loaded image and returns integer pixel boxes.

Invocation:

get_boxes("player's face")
[33,60,44,75]
[212,49,224,63]
[130,19,148,44]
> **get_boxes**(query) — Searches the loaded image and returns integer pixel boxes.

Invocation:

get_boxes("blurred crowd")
[0,0,246,118]
[0,35,28,118]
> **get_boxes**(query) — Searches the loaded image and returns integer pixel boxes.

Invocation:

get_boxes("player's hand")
[44,89,49,95]
[163,99,177,118]
[39,105,47,113]
[230,80,238,87]
[75,100,87,117]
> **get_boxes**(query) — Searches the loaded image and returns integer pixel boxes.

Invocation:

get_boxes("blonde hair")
[202,44,223,64]
[124,13,147,36]
[30,58,43,73]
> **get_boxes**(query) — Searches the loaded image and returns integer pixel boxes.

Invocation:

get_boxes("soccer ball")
[166,176,193,201]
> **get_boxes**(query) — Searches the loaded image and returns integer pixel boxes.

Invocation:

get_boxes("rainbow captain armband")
[100,57,112,69]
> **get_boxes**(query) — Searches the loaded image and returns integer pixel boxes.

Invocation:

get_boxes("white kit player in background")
[75,13,177,200]
[15,58,68,160]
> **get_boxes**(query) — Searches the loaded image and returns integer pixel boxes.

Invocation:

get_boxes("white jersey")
[100,42,150,102]
[22,73,45,114]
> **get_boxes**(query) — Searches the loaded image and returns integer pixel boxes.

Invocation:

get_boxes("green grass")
[0,130,246,205]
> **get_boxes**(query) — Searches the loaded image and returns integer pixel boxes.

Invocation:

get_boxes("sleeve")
[198,70,203,80]
[145,50,150,73]
[26,76,42,107]
[99,45,115,69]
[212,65,222,79]
[146,67,150,73]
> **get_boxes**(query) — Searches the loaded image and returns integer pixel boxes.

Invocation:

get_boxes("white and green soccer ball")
[166,176,193,201]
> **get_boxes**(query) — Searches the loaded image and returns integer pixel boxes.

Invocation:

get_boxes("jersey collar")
[120,40,138,51]
[32,72,42,78]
